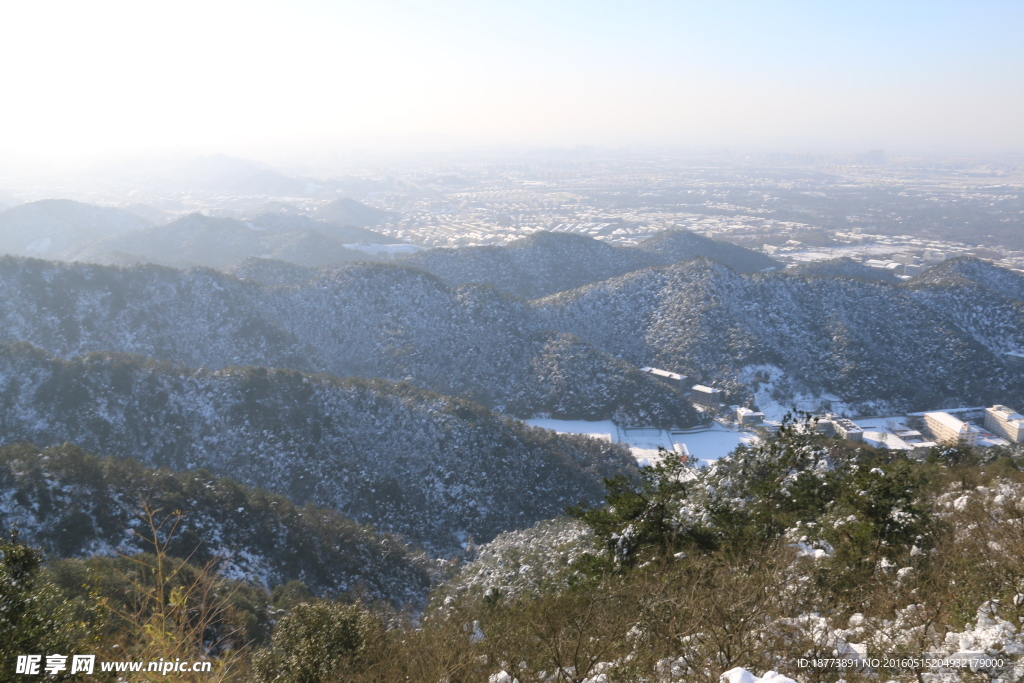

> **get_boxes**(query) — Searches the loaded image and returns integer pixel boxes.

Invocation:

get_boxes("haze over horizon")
[2,0,1022,170]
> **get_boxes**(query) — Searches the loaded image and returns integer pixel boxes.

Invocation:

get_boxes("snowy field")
[672,424,760,463]
[524,419,759,467]
[784,242,919,263]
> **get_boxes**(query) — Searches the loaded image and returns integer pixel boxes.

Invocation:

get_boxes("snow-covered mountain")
[538,257,1024,413]
[0,257,698,426]
[397,229,779,299]
[0,253,1018,421]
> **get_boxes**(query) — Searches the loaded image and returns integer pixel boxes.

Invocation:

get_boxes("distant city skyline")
[1,0,1022,165]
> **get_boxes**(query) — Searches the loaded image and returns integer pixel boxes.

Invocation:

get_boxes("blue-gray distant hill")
[0,199,151,258]
[171,154,329,197]
[312,197,393,227]
[60,212,398,269]
[397,230,779,299]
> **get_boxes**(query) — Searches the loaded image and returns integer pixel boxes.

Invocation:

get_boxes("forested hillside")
[0,254,1019,422]
[787,256,901,283]
[0,256,698,426]
[398,229,778,299]
[538,257,1024,413]
[0,443,432,603]
[0,342,636,553]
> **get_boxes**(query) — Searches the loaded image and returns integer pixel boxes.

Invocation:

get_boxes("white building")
[923,412,979,446]
[985,405,1024,443]
[832,417,864,442]
[639,367,686,390]
[735,407,765,426]
[691,385,723,407]
[863,430,915,454]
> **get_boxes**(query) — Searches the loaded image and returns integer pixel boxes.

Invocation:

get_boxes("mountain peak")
[911,256,1024,299]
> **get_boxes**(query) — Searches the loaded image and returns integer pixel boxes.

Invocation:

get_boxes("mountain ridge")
[0,256,698,426]
[537,256,1024,412]
[58,213,390,269]
[0,253,1019,421]
[396,229,779,299]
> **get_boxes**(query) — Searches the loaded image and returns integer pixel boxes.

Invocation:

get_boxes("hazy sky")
[2,0,1022,162]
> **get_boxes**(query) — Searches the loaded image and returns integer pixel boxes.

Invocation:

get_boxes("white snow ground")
[525,419,759,466]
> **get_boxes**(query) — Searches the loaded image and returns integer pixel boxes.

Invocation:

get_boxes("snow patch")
[722,669,798,683]
[525,418,758,466]
[739,364,895,421]
[25,237,52,254]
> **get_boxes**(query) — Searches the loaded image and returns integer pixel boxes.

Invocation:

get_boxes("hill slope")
[398,229,779,299]
[907,257,1024,360]
[0,442,431,602]
[538,257,1024,413]
[786,257,901,284]
[398,232,653,299]
[0,342,636,553]
[226,258,322,287]
[312,198,392,227]
[0,257,698,426]
[634,229,779,273]
[244,212,398,245]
